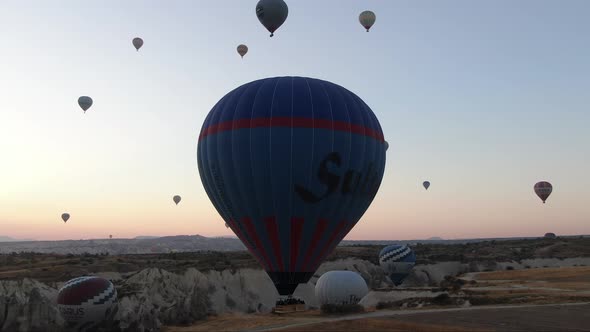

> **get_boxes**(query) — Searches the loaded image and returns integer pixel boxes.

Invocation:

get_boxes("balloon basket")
[273,297,306,314]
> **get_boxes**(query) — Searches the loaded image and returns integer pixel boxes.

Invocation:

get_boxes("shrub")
[506,266,514,270]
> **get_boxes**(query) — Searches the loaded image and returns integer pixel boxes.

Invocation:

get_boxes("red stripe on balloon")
[309,220,349,271]
[264,217,284,272]
[290,217,304,271]
[241,217,275,271]
[228,219,268,270]
[301,218,329,272]
[199,117,384,142]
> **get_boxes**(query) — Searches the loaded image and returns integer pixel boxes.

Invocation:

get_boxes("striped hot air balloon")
[379,245,416,286]
[534,181,552,204]
[57,276,118,331]
[197,76,386,296]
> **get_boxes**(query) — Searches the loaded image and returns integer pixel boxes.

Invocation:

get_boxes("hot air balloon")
[61,213,70,223]
[132,37,143,51]
[423,181,430,190]
[534,181,552,203]
[197,76,386,296]
[315,271,368,305]
[109,234,113,239]
[57,276,118,331]
[256,0,288,37]
[359,11,376,32]
[237,44,248,58]
[173,195,181,205]
[379,244,416,286]
[384,141,389,152]
[78,96,93,113]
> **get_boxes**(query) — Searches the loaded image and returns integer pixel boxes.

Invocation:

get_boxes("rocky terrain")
[0,237,588,331]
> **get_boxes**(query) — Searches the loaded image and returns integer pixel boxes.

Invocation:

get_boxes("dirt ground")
[165,266,590,331]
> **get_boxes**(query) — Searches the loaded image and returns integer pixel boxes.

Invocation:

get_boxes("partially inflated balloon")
[198,76,386,296]
[359,11,376,32]
[132,37,143,51]
[379,245,416,286]
[256,0,288,37]
[78,96,93,113]
[534,181,552,203]
[173,195,181,205]
[237,44,248,58]
[423,181,430,190]
[57,276,118,331]
[61,213,70,223]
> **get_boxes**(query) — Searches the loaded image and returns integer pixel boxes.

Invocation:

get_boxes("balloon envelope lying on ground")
[379,244,416,286]
[315,270,368,305]
[197,76,386,296]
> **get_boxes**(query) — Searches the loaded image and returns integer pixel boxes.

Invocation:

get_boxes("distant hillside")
[0,236,34,242]
[134,236,161,240]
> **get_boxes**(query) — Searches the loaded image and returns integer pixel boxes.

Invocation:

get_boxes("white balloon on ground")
[315,271,368,306]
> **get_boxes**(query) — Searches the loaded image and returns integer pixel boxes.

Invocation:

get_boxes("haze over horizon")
[1,0,589,241]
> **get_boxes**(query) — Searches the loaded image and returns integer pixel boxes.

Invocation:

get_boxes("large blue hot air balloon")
[379,244,416,286]
[197,76,386,296]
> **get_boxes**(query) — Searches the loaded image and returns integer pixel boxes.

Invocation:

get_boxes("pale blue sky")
[0,1,588,240]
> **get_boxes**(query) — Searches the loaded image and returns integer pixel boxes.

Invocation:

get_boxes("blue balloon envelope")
[197,77,386,295]
[379,245,416,286]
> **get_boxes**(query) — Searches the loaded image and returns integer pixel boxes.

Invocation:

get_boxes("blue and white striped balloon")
[378,244,416,286]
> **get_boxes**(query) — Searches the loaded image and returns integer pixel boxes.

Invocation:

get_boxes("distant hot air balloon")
[256,0,288,37]
[61,213,70,223]
[534,181,552,204]
[197,76,386,296]
[384,141,389,151]
[225,223,229,228]
[423,181,430,190]
[315,271,368,305]
[57,276,118,331]
[359,11,376,32]
[379,244,416,286]
[132,37,144,51]
[237,44,248,58]
[173,195,181,205]
[78,96,93,113]
[109,234,113,239]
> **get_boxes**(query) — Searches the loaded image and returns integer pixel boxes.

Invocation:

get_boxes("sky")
[0,0,589,241]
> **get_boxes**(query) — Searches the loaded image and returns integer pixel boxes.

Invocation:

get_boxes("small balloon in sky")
[61,213,70,223]
[237,44,248,58]
[359,10,376,32]
[423,181,430,190]
[132,37,144,51]
[173,195,181,205]
[256,0,288,37]
[78,96,93,113]
[384,141,389,151]
[534,181,552,204]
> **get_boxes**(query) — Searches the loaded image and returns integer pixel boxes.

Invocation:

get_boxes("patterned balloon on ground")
[197,76,386,296]
[57,276,118,331]
[379,244,416,286]
[534,181,552,204]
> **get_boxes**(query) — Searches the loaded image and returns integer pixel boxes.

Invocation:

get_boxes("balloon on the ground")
[61,213,70,223]
[237,44,248,58]
[57,276,118,331]
[534,181,552,203]
[132,37,143,51]
[256,0,288,37]
[78,96,93,113]
[315,271,368,305]
[197,76,386,296]
[173,195,181,205]
[423,181,430,190]
[379,244,416,286]
[359,11,376,32]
